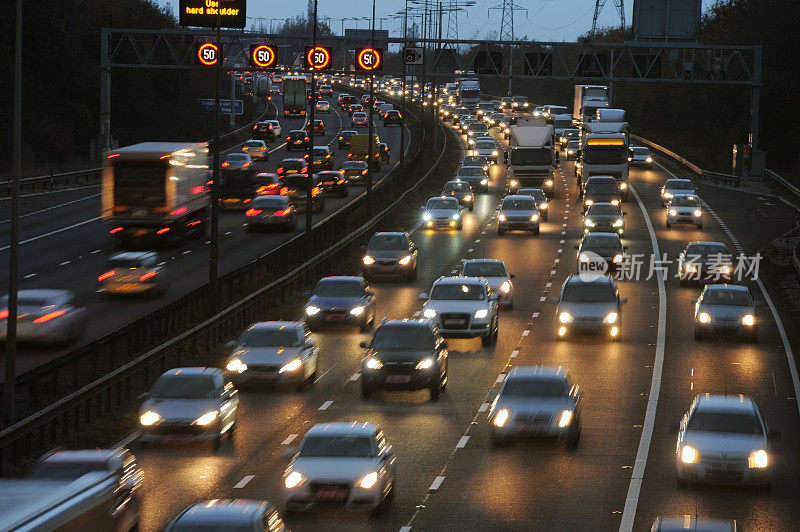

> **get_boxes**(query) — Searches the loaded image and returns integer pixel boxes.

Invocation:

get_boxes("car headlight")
[226,358,247,373]
[669,209,677,216]
[363,255,375,265]
[193,410,219,426]
[306,305,320,315]
[742,314,756,326]
[452,213,460,220]
[545,180,553,186]
[284,471,305,489]
[463,195,473,202]
[504,128,510,134]
[613,219,624,227]
[358,471,379,489]
[693,209,702,217]
[474,309,489,319]
[585,199,593,206]
[698,312,711,324]
[557,410,573,428]
[483,165,489,171]
[611,199,619,206]
[492,150,498,156]
[510,180,518,187]
[613,254,623,264]
[619,183,627,190]
[663,191,673,199]
[646,157,653,163]
[139,411,161,426]
[498,213,506,222]
[481,179,488,185]
[399,255,412,265]
[584,219,595,227]
[680,445,698,464]
[567,149,574,155]
[559,312,572,324]
[423,212,432,221]
[748,449,768,468]
[415,357,435,370]
[365,358,384,370]
[604,312,618,324]
[500,281,511,294]
[540,202,548,209]
[719,265,731,275]
[531,214,539,222]
[493,409,510,427]
[523,102,529,107]
[423,308,437,319]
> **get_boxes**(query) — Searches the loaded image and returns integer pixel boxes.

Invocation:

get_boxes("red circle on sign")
[306,46,331,70]
[357,48,381,71]
[252,45,276,68]
[198,42,218,66]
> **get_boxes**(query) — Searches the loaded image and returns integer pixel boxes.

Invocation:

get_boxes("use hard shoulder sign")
[180,0,246,29]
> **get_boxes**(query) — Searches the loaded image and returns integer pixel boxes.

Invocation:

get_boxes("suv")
[362,231,418,281]
[286,130,310,151]
[309,145,333,170]
[384,110,403,126]
[304,276,376,331]
[551,274,626,340]
[360,319,449,400]
[338,129,357,149]
[252,121,275,141]
[420,276,499,346]
[582,176,621,213]
[497,195,540,235]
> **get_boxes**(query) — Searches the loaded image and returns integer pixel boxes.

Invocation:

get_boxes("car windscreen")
[510,149,551,166]
[585,182,619,195]
[343,162,366,170]
[299,436,374,457]
[457,167,485,177]
[687,412,762,434]
[462,262,507,277]
[226,154,249,162]
[252,197,288,209]
[368,235,408,250]
[150,375,217,399]
[282,160,304,169]
[518,189,546,201]
[632,147,650,155]
[582,235,620,248]
[289,131,306,138]
[470,124,488,132]
[168,525,255,532]
[430,283,485,300]
[502,198,536,210]
[686,244,729,258]
[586,204,621,216]
[670,196,700,207]
[315,280,363,297]
[244,141,263,148]
[312,148,329,156]
[4,296,49,307]
[372,325,435,349]
[443,183,471,192]
[666,180,694,190]
[502,379,566,397]
[703,289,751,306]
[30,462,109,480]
[562,283,616,302]
[238,328,301,347]
[426,199,458,210]
[107,258,143,269]
[475,142,495,149]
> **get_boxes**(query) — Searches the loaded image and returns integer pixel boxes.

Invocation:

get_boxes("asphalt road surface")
[125,113,800,531]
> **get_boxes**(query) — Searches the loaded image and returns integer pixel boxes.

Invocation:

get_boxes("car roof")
[372,231,406,237]
[653,516,736,532]
[463,258,505,265]
[583,232,620,239]
[159,367,221,377]
[434,275,487,286]
[428,196,459,203]
[503,195,536,201]
[319,276,363,283]
[173,500,268,525]
[38,448,124,465]
[507,366,568,380]
[281,158,305,163]
[585,175,617,182]
[693,394,757,414]
[565,274,615,286]
[307,421,378,437]
[244,321,302,332]
[665,179,693,185]
[704,283,749,293]
[14,289,73,299]
[109,251,157,261]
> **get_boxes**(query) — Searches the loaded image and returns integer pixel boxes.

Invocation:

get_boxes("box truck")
[504,124,555,197]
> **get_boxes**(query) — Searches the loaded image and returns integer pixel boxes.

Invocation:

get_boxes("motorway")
[0,98,408,379]
[127,104,800,530]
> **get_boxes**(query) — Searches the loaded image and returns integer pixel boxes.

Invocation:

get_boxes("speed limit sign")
[196,42,219,66]
[250,44,277,68]
[355,47,383,72]
[304,46,332,70]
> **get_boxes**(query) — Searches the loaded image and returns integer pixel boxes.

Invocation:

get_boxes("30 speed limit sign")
[250,44,277,68]
[355,47,383,72]
[196,42,219,66]
[304,46,332,70]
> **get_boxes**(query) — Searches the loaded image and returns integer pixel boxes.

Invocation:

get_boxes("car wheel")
[359,317,371,332]
[696,224,703,229]
[503,301,513,310]
[491,432,507,447]
[497,228,505,236]
[566,421,581,449]
[361,382,373,400]
[533,226,540,236]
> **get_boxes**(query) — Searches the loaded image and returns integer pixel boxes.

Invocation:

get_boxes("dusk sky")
[159,1,719,43]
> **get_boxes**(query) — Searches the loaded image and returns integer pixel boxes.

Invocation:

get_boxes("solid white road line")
[234,475,254,489]
[456,436,470,448]
[399,527,412,532]
[318,400,333,411]
[619,185,667,532]
[0,216,102,252]
[281,434,298,445]
[0,192,101,224]
[349,373,361,382]
[429,476,445,491]
[495,374,505,383]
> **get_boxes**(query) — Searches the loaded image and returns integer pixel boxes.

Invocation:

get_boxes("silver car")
[693,284,757,342]
[666,193,703,229]
[517,187,549,220]
[676,394,773,487]
[551,274,626,340]
[660,178,695,206]
[421,196,463,230]
[224,321,319,390]
[472,140,500,163]
[283,422,397,514]
[166,499,288,531]
[138,367,239,448]
[459,258,515,309]
[498,195,540,235]
[420,276,499,345]
[489,366,582,447]
[97,251,168,297]
[455,165,489,192]
[583,202,627,238]
[0,289,86,346]
[629,146,653,168]
[223,153,253,171]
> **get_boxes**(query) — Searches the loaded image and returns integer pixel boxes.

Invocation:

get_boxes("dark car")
[362,231,418,281]
[252,121,276,142]
[339,95,357,111]
[582,176,621,213]
[677,241,734,285]
[359,319,448,401]
[337,129,357,149]
[462,155,491,175]
[559,128,579,149]
[342,160,369,185]
[281,174,325,213]
[286,130,310,151]
[347,103,364,117]
[305,119,325,136]
[276,158,307,178]
[304,276,376,331]
[378,142,390,164]
[384,110,403,126]
[441,180,474,211]
[246,195,297,232]
[517,187,549,221]
[575,232,626,271]
[254,172,282,196]
[308,145,333,170]
[455,165,489,193]
[319,84,333,97]
[315,170,348,197]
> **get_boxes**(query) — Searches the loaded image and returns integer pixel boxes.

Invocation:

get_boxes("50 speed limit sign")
[304,46,332,70]
[196,42,219,66]
[355,47,383,72]
[250,44,277,68]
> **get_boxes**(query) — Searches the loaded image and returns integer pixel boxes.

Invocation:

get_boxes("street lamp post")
[366,0,376,218]
[306,0,318,244]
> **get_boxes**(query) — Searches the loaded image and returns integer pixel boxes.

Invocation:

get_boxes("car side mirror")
[620,297,628,304]
[224,341,236,350]
[623,211,628,216]
[623,246,628,250]
[418,293,428,300]
[691,298,698,304]
[359,341,368,348]
[137,392,149,401]
[509,273,516,278]
[304,290,312,297]
[549,296,559,305]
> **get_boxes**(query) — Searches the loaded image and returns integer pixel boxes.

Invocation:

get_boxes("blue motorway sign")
[197,98,243,115]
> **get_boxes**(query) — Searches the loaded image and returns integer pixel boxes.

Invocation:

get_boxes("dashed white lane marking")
[546,282,552,288]
[91,249,102,254]
[561,231,566,235]
[429,476,446,491]
[0,192,102,224]
[539,296,546,302]
[450,270,457,274]
[495,374,506,383]
[281,434,298,445]
[522,330,530,336]
[475,239,480,243]
[563,216,568,220]
[24,273,36,279]
[481,231,486,235]
[467,248,473,253]
[319,400,333,411]
[183,250,192,255]
[234,475,254,489]
[550,269,557,275]
[532,312,540,318]
[562,223,567,227]
[224,231,232,235]
[412,311,421,317]
[554,258,560,263]
[59,261,70,266]
[510,350,519,358]
[349,373,361,382]
[560,239,565,244]
[478,402,490,412]
[400,527,412,532]
[557,248,563,253]
[456,436,470,448]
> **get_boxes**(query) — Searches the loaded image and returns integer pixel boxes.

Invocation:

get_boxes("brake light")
[192,186,204,194]
[338,136,343,140]
[98,271,115,282]
[286,137,291,142]
[348,152,353,157]
[304,137,309,141]
[222,162,230,167]
[186,219,202,227]
[337,179,345,184]
[274,208,291,216]
[170,207,187,216]
[139,271,157,282]
[362,169,368,175]
[301,167,308,173]
[325,154,331,158]
[109,227,123,234]
[245,208,262,216]
[280,187,289,195]
[242,146,249,151]
[156,228,170,235]
[243,162,250,168]
[33,310,67,324]
[312,186,320,195]
[277,167,283,173]
[0,310,7,320]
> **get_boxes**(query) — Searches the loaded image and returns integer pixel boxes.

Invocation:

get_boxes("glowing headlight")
[620,183,627,190]
[194,411,219,426]
[698,312,711,324]
[474,309,489,319]
[669,209,678,216]
[423,308,437,319]
[226,358,247,373]
[493,409,510,427]
[504,128,510,133]
[720,265,731,274]
[452,213,460,220]
[646,157,653,163]
[498,214,506,222]
[540,202,548,209]
[481,179,488,185]
[492,150,498,156]
[693,209,702,217]
[285,471,305,489]
[500,281,511,294]
[531,214,539,222]
[306,305,320,315]
[358,471,379,489]
[363,255,375,265]
[399,255,412,265]
[558,410,573,428]
[545,180,553,186]
[603,312,618,324]
[567,149,574,155]
[663,191,673,199]
[559,312,572,324]
[463,195,473,202]
[681,445,698,464]
[613,254,623,264]
[584,219,596,227]
[483,165,489,171]
[278,358,303,373]
[365,358,383,370]
[613,219,624,227]
[684,264,697,273]
[139,411,161,426]
[349,306,365,316]
[742,314,756,326]
[585,199,594,206]
[415,357,434,370]
[611,199,619,206]
[748,449,768,468]
[510,180,518,187]
[523,102,529,107]
[423,212,432,221]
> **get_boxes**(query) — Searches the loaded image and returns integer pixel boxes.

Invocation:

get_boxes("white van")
[379,103,394,118]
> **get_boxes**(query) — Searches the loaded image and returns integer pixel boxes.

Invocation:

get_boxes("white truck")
[551,114,574,138]
[596,108,626,122]
[573,85,610,124]
[576,122,630,200]
[456,77,481,108]
[504,124,556,197]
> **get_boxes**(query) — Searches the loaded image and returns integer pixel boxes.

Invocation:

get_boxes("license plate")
[325,314,345,321]
[115,283,139,292]
[386,375,411,383]
[444,319,465,326]
[324,181,336,186]
[315,488,348,502]
[518,423,548,435]
[224,198,239,203]
[378,266,395,272]
[164,434,193,442]
[133,229,148,237]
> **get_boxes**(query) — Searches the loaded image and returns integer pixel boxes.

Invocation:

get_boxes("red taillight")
[222,162,230,167]
[337,179,345,184]
[274,208,291,216]
[242,146,249,151]
[186,219,202,227]
[170,207,187,216]
[277,167,283,173]
[338,136,344,140]
[286,137,291,142]
[362,169,368,175]
[139,271,157,282]
[304,137,309,141]
[192,186,204,194]
[156,228,170,235]
[98,271,115,282]
[301,167,308,173]
[109,227,123,234]
[398,113,403,118]
[243,162,250,168]
[253,125,257,130]
[312,186,320,195]
[245,208,262,216]
[33,310,67,324]
[280,187,289,195]
[348,152,353,157]
[244,198,251,203]
[0,310,9,320]
[325,154,331,158]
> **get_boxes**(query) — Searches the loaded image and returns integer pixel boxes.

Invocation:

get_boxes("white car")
[471,140,499,163]
[660,178,696,206]
[241,140,268,160]
[676,394,773,487]
[459,258,514,309]
[283,422,397,514]
[420,276,499,345]
[421,196,463,230]
[666,194,703,229]
[267,120,281,137]
[0,289,86,346]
